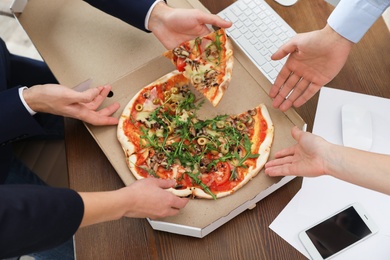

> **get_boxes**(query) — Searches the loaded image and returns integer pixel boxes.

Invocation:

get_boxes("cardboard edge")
[148,175,296,238]
[10,0,27,15]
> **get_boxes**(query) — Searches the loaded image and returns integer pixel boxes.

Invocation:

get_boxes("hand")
[23,84,120,126]
[265,126,329,178]
[269,24,354,111]
[120,178,189,219]
[79,178,189,227]
[149,2,232,49]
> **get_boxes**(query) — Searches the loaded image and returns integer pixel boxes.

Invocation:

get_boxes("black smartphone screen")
[305,206,372,259]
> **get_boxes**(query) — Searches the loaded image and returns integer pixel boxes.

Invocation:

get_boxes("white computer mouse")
[341,104,373,151]
[273,0,298,7]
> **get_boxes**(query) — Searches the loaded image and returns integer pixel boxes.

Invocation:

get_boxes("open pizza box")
[11,0,306,238]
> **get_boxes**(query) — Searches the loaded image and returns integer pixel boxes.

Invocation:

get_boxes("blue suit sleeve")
[84,0,158,32]
[0,87,44,146]
[0,185,84,258]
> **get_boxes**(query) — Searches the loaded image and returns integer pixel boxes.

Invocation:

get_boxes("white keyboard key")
[235,20,244,29]
[262,63,273,73]
[248,24,257,32]
[236,37,267,66]
[244,31,253,39]
[239,26,248,34]
[264,30,272,38]
[260,48,269,56]
[222,10,239,23]
[250,37,258,45]
[269,69,279,81]
[228,28,242,39]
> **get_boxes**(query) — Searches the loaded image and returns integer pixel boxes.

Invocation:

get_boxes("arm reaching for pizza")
[264,126,390,195]
[22,84,120,126]
[79,178,189,226]
[148,2,232,49]
[268,24,353,112]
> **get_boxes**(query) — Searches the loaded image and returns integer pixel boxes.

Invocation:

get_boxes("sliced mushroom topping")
[248,109,257,116]
[173,47,189,58]
[142,91,150,99]
[205,70,217,79]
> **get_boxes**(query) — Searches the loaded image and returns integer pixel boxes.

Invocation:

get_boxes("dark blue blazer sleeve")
[0,87,44,146]
[0,185,84,258]
[84,0,158,32]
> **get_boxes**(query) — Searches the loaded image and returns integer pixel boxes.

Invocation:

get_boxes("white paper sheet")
[269,87,390,259]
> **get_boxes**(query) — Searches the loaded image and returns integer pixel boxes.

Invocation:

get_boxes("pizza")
[117,72,274,199]
[163,28,234,107]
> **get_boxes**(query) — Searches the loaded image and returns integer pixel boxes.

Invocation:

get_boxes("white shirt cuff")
[145,0,165,31]
[19,87,37,115]
[328,0,390,43]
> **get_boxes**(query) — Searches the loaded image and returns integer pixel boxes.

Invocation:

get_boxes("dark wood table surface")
[65,0,390,259]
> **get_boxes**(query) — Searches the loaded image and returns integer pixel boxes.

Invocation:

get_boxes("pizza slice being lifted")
[163,29,234,107]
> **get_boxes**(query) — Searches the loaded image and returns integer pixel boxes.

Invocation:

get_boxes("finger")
[266,154,294,168]
[272,72,300,110]
[197,12,233,29]
[265,164,294,177]
[97,102,120,117]
[279,77,311,111]
[156,178,177,189]
[73,87,102,104]
[77,105,119,126]
[83,114,119,126]
[269,66,292,98]
[171,197,189,210]
[149,207,181,219]
[271,40,297,61]
[274,145,297,159]
[291,125,304,141]
[293,82,322,108]
[85,85,113,110]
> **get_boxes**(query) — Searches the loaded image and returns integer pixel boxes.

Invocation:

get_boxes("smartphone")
[299,202,379,260]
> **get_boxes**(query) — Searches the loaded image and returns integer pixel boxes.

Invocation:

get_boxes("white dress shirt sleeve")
[328,0,390,43]
[18,87,37,115]
[145,0,165,31]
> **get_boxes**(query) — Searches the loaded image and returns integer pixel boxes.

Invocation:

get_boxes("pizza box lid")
[11,0,306,237]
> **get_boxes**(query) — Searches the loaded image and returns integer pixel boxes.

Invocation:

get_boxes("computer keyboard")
[218,0,296,83]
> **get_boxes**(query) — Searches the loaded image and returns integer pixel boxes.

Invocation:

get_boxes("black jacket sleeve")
[84,0,158,32]
[0,185,84,258]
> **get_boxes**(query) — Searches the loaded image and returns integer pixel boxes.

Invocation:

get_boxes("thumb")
[271,41,297,61]
[156,178,177,189]
[196,12,232,29]
[291,126,303,141]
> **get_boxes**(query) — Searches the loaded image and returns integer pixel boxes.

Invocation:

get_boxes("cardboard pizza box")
[11,0,306,238]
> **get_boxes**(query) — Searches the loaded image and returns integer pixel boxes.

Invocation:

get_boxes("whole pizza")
[117,72,274,199]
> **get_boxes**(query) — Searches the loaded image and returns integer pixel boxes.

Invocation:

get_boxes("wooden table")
[65,0,390,259]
